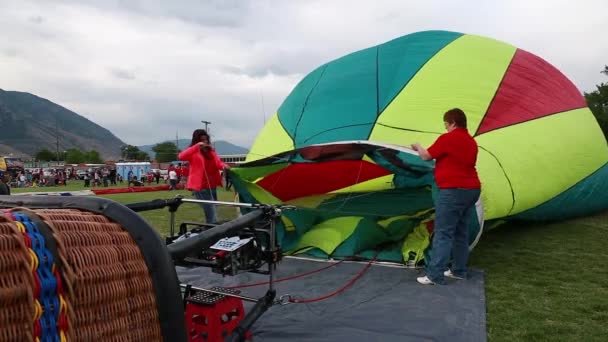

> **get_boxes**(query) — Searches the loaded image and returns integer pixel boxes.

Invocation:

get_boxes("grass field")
[10,182,608,341]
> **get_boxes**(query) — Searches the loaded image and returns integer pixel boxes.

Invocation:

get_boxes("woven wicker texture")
[1,208,163,341]
[0,214,35,342]
[36,209,163,341]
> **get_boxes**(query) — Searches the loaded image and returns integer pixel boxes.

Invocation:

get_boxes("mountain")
[0,89,126,159]
[138,139,248,157]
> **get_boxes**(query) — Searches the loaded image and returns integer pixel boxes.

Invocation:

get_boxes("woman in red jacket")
[178,129,228,224]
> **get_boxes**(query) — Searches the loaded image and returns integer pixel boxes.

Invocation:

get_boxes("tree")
[584,65,608,140]
[35,149,56,161]
[84,150,103,164]
[65,148,85,164]
[121,145,140,160]
[136,151,150,161]
[120,145,149,161]
[152,142,178,162]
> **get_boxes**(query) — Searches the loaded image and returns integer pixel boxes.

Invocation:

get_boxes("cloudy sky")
[1,0,607,149]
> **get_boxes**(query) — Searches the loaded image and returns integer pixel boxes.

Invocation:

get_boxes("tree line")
[584,65,608,139]
[34,141,180,163]
[35,148,104,164]
[120,142,179,162]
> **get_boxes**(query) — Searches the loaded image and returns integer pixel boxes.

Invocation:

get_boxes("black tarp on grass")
[176,257,486,342]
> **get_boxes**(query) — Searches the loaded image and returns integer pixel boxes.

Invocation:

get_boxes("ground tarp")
[176,257,486,342]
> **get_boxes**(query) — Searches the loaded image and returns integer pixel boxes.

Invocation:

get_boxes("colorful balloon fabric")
[231,30,608,264]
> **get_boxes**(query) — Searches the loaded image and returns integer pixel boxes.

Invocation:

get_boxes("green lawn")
[10,181,240,235]
[97,189,241,236]
[469,213,608,341]
[10,183,608,341]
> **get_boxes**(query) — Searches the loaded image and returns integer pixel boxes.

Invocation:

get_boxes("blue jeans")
[426,188,480,284]
[192,188,218,224]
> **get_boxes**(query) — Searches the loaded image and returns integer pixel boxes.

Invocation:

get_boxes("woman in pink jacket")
[178,129,228,224]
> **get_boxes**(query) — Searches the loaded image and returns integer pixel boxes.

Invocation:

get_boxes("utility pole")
[55,120,60,163]
[201,120,211,133]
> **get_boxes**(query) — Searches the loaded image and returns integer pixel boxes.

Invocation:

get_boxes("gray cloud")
[109,68,136,80]
[28,16,44,24]
[56,0,251,28]
[1,49,19,57]
[25,74,272,149]
[221,64,293,78]
[1,0,607,152]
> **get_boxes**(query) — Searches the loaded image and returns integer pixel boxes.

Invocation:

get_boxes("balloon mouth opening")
[231,141,483,265]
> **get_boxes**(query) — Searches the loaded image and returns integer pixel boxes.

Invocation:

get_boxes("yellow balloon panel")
[369,125,443,148]
[476,148,514,220]
[240,181,281,205]
[362,154,376,164]
[377,208,434,228]
[375,34,516,134]
[476,108,608,216]
[294,217,361,255]
[287,193,338,209]
[330,174,395,194]
[281,215,296,232]
[246,113,294,162]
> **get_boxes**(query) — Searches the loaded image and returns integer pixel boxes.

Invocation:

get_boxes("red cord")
[288,256,376,304]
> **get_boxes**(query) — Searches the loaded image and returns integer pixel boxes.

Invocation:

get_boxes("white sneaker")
[416,276,435,285]
[444,270,465,280]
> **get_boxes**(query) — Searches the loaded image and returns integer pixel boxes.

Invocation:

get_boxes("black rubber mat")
[176,257,486,342]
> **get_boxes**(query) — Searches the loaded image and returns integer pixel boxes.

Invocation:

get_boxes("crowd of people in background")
[2,168,72,188]
[0,159,236,196]
[0,167,122,189]
[83,167,121,187]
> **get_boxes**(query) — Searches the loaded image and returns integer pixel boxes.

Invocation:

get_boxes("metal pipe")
[227,290,276,342]
[170,211,175,237]
[268,213,277,292]
[167,209,265,259]
[126,198,180,212]
[180,198,261,208]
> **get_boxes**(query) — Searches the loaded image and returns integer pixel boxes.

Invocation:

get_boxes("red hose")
[227,253,379,304]
[288,256,376,304]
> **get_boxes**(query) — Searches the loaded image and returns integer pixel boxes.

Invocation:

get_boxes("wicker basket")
[0,196,186,342]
